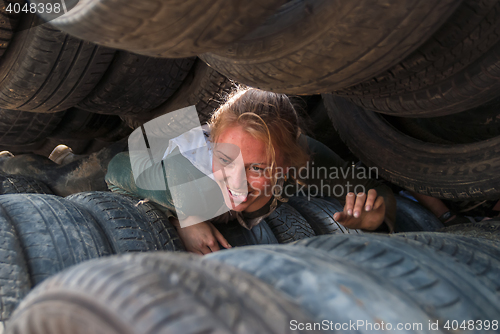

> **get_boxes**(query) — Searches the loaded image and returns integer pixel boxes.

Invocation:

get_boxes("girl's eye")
[251,166,264,172]
[219,157,231,164]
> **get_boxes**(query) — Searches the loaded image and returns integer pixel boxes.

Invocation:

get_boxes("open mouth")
[227,187,249,203]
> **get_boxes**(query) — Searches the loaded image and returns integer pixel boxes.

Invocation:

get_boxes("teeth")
[229,189,246,197]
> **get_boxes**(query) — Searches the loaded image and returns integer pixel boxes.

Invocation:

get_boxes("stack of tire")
[4,226,500,333]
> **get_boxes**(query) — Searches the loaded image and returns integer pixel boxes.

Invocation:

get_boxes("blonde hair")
[208,87,310,186]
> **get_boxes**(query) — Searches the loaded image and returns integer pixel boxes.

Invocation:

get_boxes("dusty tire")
[0,212,30,322]
[324,95,500,200]
[0,109,65,145]
[77,52,196,116]
[266,203,316,243]
[7,252,316,334]
[135,60,236,127]
[201,0,462,94]
[336,0,500,116]
[66,192,185,253]
[205,244,436,331]
[48,108,122,140]
[215,220,279,247]
[0,173,52,195]
[288,196,361,235]
[394,195,444,232]
[0,14,115,112]
[0,0,23,57]
[0,194,112,285]
[33,0,286,58]
[294,234,500,325]
[438,220,500,242]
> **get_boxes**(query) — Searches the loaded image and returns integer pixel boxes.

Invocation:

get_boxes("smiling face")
[212,125,283,212]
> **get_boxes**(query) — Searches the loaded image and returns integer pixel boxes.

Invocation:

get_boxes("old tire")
[7,252,316,334]
[438,220,500,242]
[205,245,436,332]
[66,191,185,253]
[266,203,316,243]
[215,220,279,247]
[394,195,444,232]
[33,0,286,58]
[0,14,115,112]
[324,95,500,200]
[0,110,65,145]
[0,0,23,57]
[77,52,196,116]
[201,0,462,94]
[0,173,52,195]
[336,0,500,116]
[288,196,361,235]
[294,234,500,325]
[0,194,112,285]
[0,212,30,322]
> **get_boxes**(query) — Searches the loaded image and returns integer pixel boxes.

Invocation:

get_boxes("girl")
[105,88,396,254]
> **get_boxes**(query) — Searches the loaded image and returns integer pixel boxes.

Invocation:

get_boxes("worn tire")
[288,196,361,235]
[394,195,444,232]
[66,192,184,253]
[0,194,112,285]
[201,0,462,94]
[0,109,65,145]
[215,220,279,247]
[266,203,315,244]
[0,0,23,57]
[0,212,30,322]
[33,0,286,58]
[78,52,196,116]
[324,95,500,200]
[0,173,52,195]
[294,234,500,325]
[337,0,500,116]
[0,14,115,112]
[132,60,235,127]
[205,245,437,332]
[7,252,316,334]
[438,220,500,242]
[48,108,122,140]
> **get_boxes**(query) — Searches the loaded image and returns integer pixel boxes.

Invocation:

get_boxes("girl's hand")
[333,189,386,230]
[173,219,232,255]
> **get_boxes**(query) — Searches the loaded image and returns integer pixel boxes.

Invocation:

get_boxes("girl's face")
[212,125,284,212]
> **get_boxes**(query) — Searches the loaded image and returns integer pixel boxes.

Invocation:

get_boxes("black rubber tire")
[438,220,500,242]
[0,0,23,57]
[0,172,52,195]
[399,97,500,144]
[201,0,462,94]
[288,196,361,235]
[33,0,286,58]
[215,220,279,247]
[0,109,65,145]
[0,194,112,285]
[336,0,500,117]
[266,203,316,244]
[294,234,500,325]
[394,195,444,232]
[205,245,438,331]
[133,60,236,127]
[48,108,122,140]
[66,191,185,253]
[0,14,115,112]
[324,94,500,200]
[77,52,196,116]
[8,253,316,334]
[0,211,30,322]
[392,232,500,294]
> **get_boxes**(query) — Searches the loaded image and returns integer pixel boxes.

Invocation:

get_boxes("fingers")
[344,192,355,216]
[333,211,348,222]
[213,228,232,249]
[353,192,366,218]
[365,189,377,211]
